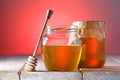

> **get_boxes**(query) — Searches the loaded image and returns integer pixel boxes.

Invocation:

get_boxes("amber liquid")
[41,45,82,71]
[79,38,105,68]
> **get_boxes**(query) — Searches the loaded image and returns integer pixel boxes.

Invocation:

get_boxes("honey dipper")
[24,10,53,71]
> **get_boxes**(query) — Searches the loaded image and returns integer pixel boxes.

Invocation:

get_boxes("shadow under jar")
[41,26,82,71]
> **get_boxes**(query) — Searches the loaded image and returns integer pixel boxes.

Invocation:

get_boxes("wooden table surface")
[0,54,120,80]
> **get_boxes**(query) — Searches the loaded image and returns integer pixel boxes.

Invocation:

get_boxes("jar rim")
[51,27,77,32]
[46,26,78,33]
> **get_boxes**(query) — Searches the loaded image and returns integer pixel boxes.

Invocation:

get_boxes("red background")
[0,0,120,55]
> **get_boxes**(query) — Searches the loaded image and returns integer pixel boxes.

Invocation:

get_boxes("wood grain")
[0,54,120,80]
[83,72,120,80]
[21,71,81,80]
[0,71,19,80]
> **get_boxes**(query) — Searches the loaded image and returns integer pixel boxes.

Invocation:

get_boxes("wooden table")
[0,54,120,80]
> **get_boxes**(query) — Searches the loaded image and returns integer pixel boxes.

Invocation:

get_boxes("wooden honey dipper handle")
[33,10,53,56]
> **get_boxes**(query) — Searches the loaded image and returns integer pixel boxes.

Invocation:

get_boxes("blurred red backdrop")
[0,0,120,55]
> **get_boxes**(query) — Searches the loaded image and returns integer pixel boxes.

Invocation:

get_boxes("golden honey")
[42,45,82,71]
[79,38,105,68]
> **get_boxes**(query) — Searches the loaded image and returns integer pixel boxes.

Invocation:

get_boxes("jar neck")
[46,26,78,35]
[84,21,104,30]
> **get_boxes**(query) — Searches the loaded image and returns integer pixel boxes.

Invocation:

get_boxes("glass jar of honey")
[73,21,105,68]
[41,26,82,71]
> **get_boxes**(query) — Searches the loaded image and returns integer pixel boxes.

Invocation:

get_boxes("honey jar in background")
[72,21,106,68]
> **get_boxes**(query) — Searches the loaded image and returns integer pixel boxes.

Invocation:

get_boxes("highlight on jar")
[41,26,83,71]
[72,21,106,68]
